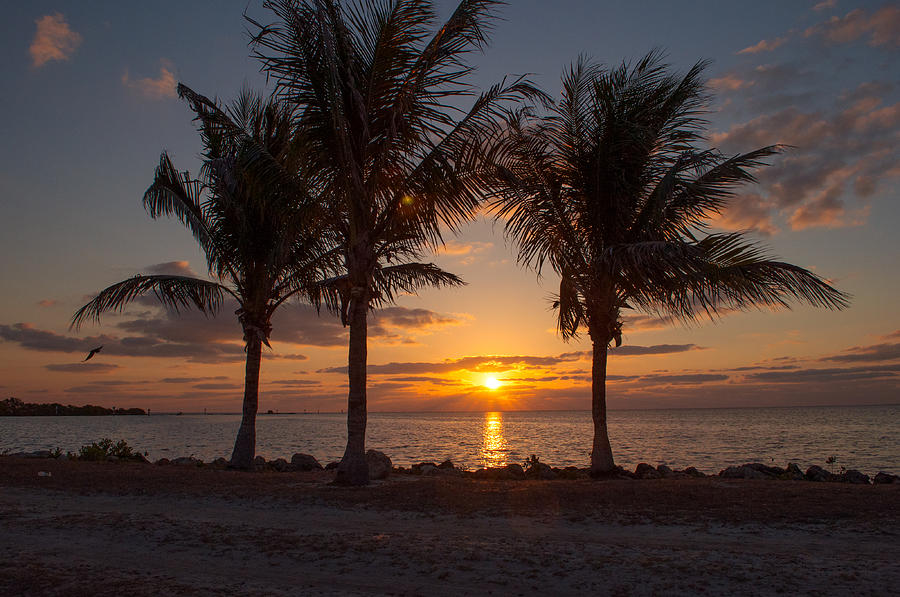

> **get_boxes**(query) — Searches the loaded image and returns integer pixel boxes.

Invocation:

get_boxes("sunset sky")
[1,1,898,413]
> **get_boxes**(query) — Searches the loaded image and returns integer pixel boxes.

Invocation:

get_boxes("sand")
[1,457,898,596]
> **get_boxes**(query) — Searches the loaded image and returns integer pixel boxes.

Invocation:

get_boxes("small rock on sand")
[366,450,392,480]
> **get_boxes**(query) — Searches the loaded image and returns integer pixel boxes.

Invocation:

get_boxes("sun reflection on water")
[480,411,507,468]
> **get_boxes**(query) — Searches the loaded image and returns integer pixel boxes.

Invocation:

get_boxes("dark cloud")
[318,352,586,376]
[820,342,900,363]
[45,363,120,373]
[269,379,321,387]
[642,373,730,384]
[746,364,900,383]
[727,364,800,372]
[144,261,197,276]
[193,383,242,390]
[609,344,697,356]
[160,376,228,383]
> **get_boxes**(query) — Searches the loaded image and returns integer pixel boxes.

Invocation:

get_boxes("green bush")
[78,438,136,461]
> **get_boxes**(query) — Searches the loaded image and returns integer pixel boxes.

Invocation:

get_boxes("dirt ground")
[1,457,898,596]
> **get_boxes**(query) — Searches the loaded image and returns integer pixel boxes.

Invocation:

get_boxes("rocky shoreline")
[7,449,898,485]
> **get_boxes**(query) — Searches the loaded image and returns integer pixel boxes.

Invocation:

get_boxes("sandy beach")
[1,457,898,596]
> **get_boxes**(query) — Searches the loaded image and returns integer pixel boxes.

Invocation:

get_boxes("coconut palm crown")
[490,52,850,475]
[72,84,334,469]
[247,0,544,484]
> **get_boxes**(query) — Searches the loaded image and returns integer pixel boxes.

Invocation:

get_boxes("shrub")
[77,438,136,461]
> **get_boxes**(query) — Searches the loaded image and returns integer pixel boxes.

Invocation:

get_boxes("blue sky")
[1,1,898,412]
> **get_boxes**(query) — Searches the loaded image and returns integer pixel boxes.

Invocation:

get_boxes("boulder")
[412,462,438,475]
[635,463,661,479]
[503,463,526,479]
[270,458,292,472]
[437,459,456,470]
[290,453,323,471]
[656,464,674,478]
[417,464,439,476]
[841,469,870,485]
[210,457,229,469]
[472,464,526,480]
[781,463,805,481]
[325,460,340,471]
[525,461,557,480]
[556,466,588,480]
[366,450,392,480]
[874,472,899,484]
[253,455,267,470]
[155,458,170,466]
[132,452,150,464]
[805,465,836,482]
[720,463,782,480]
[172,456,203,467]
[681,466,706,478]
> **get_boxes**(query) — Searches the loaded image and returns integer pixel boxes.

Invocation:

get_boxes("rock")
[556,466,588,480]
[681,467,706,478]
[437,459,456,470]
[781,463,805,481]
[270,458,291,472]
[253,455,267,470]
[290,453,323,471]
[155,458,170,466]
[471,464,526,480]
[656,464,674,478]
[720,463,782,480]
[874,472,899,484]
[172,456,203,467]
[366,450,392,480]
[132,452,150,464]
[412,462,438,475]
[805,465,836,482]
[635,463,661,479]
[210,457,229,469]
[525,461,556,480]
[841,469,870,485]
[503,463,526,479]
[325,460,340,471]
[418,464,439,476]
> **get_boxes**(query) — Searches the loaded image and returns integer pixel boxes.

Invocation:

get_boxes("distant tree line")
[0,397,146,417]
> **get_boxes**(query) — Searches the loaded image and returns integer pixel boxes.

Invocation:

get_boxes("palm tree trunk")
[335,292,370,485]
[590,339,616,475]
[230,335,262,469]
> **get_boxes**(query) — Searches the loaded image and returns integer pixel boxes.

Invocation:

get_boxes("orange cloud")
[30,13,82,67]
[805,6,900,48]
[122,62,177,99]
[737,36,788,54]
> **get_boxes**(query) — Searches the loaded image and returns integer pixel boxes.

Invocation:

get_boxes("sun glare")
[484,376,502,390]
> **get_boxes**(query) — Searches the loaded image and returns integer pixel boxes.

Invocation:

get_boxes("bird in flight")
[84,346,103,361]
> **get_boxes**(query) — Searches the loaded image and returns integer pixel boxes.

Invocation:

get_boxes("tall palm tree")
[247,0,542,484]
[72,85,333,469]
[490,53,850,475]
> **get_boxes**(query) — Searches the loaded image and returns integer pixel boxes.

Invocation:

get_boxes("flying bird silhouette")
[84,346,103,361]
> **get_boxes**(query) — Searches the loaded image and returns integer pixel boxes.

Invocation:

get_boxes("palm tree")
[72,85,333,469]
[490,53,850,475]
[247,0,542,484]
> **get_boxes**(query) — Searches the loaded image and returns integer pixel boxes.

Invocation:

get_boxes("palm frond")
[71,275,232,330]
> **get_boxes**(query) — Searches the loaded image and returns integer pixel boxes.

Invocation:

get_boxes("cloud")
[641,373,729,384]
[609,344,697,356]
[805,6,900,48]
[813,0,836,11]
[145,261,197,276]
[435,240,494,265]
[45,363,120,373]
[37,299,57,308]
[122,62,177,99]
[746,364,900,383]
[820,341,900,363]
[318,352,587,375]
[193,383,242,390]
[269,379,322,387]
[30,13,82,67]
[710,83,900,231]
[708,73,752,92]
[738,36,789,54]
[161,376,228,384]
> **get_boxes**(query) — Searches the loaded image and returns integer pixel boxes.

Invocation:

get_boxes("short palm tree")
[490,53,850,475]
[72,85,332,469]
[247,0,542,484]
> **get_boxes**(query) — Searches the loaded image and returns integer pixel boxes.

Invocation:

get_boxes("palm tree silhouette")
[490,53,850,475]
[72,85,333,469]
[247,0,542,484]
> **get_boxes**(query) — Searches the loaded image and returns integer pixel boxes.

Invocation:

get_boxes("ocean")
[1,404,897,474]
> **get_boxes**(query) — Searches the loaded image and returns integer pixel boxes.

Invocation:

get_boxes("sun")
[483,376,502,390]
